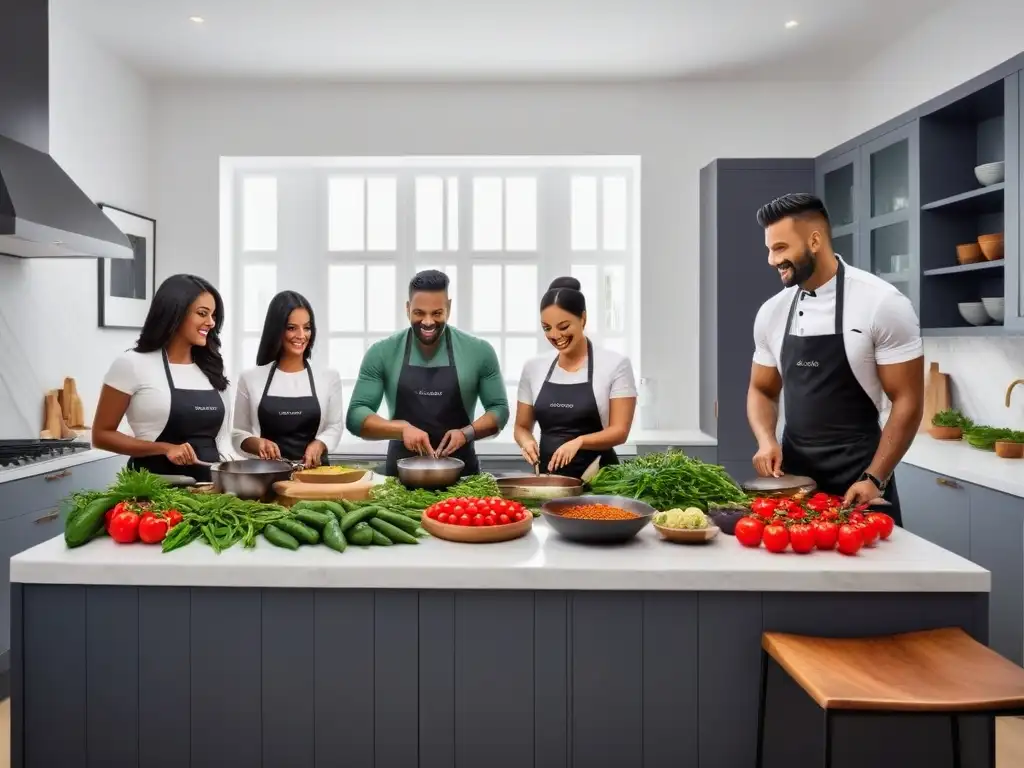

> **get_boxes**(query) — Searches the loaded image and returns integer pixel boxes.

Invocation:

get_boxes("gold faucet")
[1006,379,1024,407]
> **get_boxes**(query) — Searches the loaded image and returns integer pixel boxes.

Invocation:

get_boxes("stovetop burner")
[0,439,92,469]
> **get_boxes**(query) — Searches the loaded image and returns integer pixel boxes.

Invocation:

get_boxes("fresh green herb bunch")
[931,409,973,429]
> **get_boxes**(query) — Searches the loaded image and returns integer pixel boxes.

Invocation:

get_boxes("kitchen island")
[10,522,992,768]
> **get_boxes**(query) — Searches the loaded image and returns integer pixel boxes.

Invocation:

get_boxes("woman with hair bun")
[92,274,232,482]
[513,277,638,478]
[232,290,344,467]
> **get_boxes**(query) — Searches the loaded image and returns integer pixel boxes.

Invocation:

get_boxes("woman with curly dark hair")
[92,273,231,482]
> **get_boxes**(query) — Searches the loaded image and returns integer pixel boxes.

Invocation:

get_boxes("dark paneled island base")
[10,585,991,768]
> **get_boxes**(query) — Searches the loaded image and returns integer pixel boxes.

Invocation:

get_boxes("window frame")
[223,156,641,451]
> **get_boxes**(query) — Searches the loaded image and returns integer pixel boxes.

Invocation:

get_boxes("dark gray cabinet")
[0,455,124,698]
[815,149,859,265]
[698,159,815,467]
[897,462,1024,665]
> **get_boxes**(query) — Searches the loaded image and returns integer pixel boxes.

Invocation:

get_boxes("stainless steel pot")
[210,459,300,500]
[396,456,464,489]
[496,474,584,502]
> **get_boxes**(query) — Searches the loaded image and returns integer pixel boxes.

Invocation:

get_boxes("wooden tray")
[654,523,719,544]
[420,512,532,543]
[292,469,367,484]
[273,478,375,506]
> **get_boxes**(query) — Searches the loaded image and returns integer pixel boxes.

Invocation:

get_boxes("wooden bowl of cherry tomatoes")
[420,496,534,543]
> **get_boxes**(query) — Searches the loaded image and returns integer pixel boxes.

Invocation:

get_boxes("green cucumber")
[273,518,320,545]
[348,522,373,546]
[264,524,300,550]
[340,499,361,513]
[293,509,333,531]
[415,527,429,538]
[370,529,394,546]
[375,509,421,535]
[64,495,117,548]
[322,519,347,553]
[290,500,330,513]
[319,500,347,520]
[340,506,378,532]
[369,517,418,545]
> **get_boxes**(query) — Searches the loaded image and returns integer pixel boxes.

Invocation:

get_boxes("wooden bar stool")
[755,627,1024,768]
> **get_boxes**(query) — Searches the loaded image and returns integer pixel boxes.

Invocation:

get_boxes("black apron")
[535,340,619,479]
[256,362,324,463]
[384,329,479,478]
[128,349,225,483]
[779,261,902,526]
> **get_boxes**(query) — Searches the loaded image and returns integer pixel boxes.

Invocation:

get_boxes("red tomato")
[750,498,777,519]
[813,521,839,550]
[108,510,140,544]
[453,505,465,515]
[499,513,511,525]
[138,512,169,544]
[427,508,440,519]
[837,524,863,556]
[821,508,839,522]
[734,517,765,548]
[484,515,496,526]
[473,514,485,526]
[458,514,472,526]
[163,509,183,528]
[858,521,878,548]
[867,512,895,540]
[513,511,525,521]
[805,496,830,513]
[762,524,789,553]
[789,523,815,554]
[438,512,450,523]
[105,501,131,532]
[787,507,808,520]
[848,510,865,524]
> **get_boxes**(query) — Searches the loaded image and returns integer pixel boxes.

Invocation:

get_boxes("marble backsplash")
[926,336,1024,430]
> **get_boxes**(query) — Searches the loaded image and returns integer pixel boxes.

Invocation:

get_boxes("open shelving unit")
[919,79,1009,333]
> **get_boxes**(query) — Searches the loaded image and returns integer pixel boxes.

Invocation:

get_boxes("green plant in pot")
[994,430,1024,459]
[928,409,971,440]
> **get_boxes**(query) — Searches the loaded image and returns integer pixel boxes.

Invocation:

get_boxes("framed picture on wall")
[97,203,156,329]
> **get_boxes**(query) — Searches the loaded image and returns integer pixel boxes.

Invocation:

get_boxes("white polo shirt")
[752,258,923,413]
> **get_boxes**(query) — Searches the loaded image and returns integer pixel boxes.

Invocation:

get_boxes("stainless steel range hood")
[0,0,132,260]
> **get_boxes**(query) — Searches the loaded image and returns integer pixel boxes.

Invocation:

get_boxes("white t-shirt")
[102,350,234,458]
[517,344,637,428]
[232,363,344,456]
[752,259,923,414]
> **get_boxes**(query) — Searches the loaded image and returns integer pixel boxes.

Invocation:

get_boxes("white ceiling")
[58,0,956,81]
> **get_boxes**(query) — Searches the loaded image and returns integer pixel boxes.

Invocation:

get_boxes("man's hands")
[402,424,434,456]
[843,478,883,508]
[752,439,783,477]
[436,428,468,457]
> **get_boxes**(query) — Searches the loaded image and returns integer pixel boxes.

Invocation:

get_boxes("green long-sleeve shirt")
[345,326,510,437]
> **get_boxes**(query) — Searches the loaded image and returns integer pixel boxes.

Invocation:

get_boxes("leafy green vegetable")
[963,425,1015,450]
[369,474,501,509]
[932,409,973,429]
[587,450,746,512]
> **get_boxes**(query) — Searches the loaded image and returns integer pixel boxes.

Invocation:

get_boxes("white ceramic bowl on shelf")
[982,297,1005,323]
[974,161,1005,186]
[958,301,990,326]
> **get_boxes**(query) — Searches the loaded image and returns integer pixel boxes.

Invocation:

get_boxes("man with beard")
[746,193,924,524]
[346,269,508,477]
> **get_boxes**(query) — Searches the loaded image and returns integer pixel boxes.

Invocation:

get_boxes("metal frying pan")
[740,474,817,496]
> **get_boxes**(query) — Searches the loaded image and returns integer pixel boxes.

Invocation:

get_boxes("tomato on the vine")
[858,521,879,547]
[105,501,132,532]
[837,524,863,556]
[163,508,183,528]
[108,509,140,544]
[750,498,778,519]
[735,517,765,548]
[788,523,815,554]
[138,512,169,544]
[867,512,895,540]
[762,523,789,553]
[813,521,839,550]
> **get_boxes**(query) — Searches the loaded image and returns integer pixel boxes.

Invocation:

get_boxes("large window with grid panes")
[224,157,640,445]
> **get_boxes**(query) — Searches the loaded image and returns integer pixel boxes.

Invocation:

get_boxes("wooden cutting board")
[274,477,375,506]
[920,362,951,432]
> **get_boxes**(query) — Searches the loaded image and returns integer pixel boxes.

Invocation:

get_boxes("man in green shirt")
[345,270,509,477]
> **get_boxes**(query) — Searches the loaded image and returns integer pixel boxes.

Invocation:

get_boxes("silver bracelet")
[461,425,476,443]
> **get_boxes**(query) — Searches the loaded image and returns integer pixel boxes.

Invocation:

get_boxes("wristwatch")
[860,471,887,493]
[461,425,476,443]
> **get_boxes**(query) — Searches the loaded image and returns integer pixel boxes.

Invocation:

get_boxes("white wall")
[839,0,1024,429]
[0,8,151,438]
[151,79,843,432]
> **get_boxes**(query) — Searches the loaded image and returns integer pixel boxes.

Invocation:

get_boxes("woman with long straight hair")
[513,277,638,478]
[92,273,232,482]
[232,290,343,466]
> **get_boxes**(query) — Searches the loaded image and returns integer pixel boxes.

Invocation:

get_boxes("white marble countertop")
[11,520,988,593]
[0,447,118,484]
[902,435,1024,499]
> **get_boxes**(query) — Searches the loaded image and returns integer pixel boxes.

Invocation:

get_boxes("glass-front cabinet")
[816,122,919,311]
